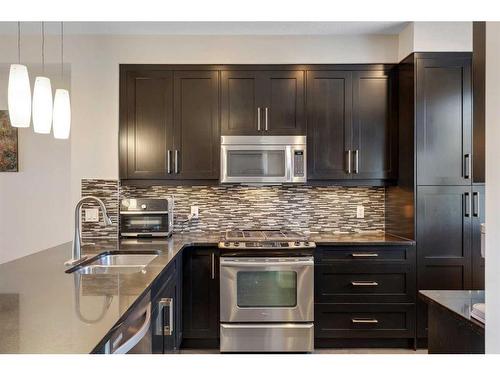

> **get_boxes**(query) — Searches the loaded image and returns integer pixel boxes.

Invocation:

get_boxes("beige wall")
[0,63,72,264]
[485,21,500,353]
[398,22,472,61]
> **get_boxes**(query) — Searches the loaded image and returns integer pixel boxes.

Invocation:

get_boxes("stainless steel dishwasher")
[103,292,152,354]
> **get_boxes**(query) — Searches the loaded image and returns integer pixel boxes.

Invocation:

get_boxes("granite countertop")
[419,290,485,331]
[0,233,221,354]
[0,231,413,354]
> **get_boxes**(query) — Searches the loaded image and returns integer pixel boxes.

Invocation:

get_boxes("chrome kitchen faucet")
[65,196,112,266]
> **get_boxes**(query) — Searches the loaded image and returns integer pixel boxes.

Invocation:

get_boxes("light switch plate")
[85,208,99,222]
[356,205,365,219]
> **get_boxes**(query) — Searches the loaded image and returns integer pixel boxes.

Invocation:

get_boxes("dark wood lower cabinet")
[182,247,220,346]
[314,245,416,347]
[151,258,182,353]
[472,185,485,289]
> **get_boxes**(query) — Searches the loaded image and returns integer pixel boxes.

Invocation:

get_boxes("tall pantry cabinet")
[385,52,485,343]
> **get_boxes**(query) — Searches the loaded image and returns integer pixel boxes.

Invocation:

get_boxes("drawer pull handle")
[351,281,379,286]
[351,253,379,258]
[352,318,379,324]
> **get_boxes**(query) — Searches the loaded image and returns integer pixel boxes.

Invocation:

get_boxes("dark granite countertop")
[0,233,221,354]
[310,232,414,246]
[0,231,413,354]
[419,290,485,331]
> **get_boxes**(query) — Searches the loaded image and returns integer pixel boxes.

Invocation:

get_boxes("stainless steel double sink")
[66,251,159,275]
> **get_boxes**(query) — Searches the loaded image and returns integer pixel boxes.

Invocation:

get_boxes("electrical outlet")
[356,205,365,219]
[85,208,99,222]
[190,206,199,219]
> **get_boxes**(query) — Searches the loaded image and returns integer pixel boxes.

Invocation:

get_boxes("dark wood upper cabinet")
[221,70,305,135]
[307,70,352,179]
[307,69,395,181]
[473,22,486,184]
[472,185,485,290]
[261,70,305,134]
[352,70,396,180]
[416,57,472,185]
[122,70,174,179]
[221,71,260,135]
[173,70,220,179]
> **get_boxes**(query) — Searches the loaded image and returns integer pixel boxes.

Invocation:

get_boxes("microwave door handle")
[286,147,293,181]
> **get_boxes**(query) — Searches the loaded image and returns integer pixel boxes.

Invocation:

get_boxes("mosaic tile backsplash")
[81,179,385,238]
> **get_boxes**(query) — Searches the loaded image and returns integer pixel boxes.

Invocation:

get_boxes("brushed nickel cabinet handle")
[211,252,215,279]
[351,253,379,258]
[464,154,471,179]
[351,281,379,286]
[265,107,269,131]
[157,298,174,336]
[473,192,480,217]
[346,150,352,174]
[257,107,261,131]
[352,318,378,324]
[167,150,171,174]
[175,150,179,174]
[464,192,471,217]
[353,149,359,174]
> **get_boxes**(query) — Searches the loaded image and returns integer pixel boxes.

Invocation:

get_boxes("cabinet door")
[260,70,305,135]
[416,185,472,337]
[182,248,220,340]
[152,268,179,353]
[416,57,472,185]
[472,185,485,289]
[122,70,174,179]
[173,71,220,179]
[221,71,261,135]
[351,70,396,180]
[307,71,352,180]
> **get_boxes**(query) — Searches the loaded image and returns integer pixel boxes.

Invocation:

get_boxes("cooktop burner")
[219,229,315,250]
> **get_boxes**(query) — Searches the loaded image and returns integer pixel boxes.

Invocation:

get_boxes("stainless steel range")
[219,230,315,353]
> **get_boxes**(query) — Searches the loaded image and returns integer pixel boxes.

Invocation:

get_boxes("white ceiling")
[0,21,408,36]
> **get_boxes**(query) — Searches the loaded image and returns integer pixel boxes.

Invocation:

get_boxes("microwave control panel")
[294,150,305,177]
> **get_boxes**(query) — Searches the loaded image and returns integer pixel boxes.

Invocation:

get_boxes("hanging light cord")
[17,22,21,63]
[41,21,45,74]
[61,22,64,78]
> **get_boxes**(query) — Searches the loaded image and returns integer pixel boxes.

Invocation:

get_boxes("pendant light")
[32,22,53,134]
[53,22,71,139]
[8,22,31,128]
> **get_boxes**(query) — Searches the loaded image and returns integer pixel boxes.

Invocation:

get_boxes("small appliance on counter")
[120,198,174,238]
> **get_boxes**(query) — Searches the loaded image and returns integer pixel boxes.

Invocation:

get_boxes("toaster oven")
[120,198,174,237]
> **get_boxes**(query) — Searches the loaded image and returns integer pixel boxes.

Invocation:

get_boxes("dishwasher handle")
[112,303,152,354]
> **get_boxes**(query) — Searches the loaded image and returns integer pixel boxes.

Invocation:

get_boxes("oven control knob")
[224,242,230,247]
[294,241,301,246]
[304,241,310,246]
[141,204,147,209]
[233,242,240,247]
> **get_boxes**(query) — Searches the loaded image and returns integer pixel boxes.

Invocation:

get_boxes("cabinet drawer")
[315,246,412,263]
[315,303,415,339]
[315,264,415,303]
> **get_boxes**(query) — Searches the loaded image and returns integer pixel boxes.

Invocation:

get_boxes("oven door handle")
[220,259,314,267]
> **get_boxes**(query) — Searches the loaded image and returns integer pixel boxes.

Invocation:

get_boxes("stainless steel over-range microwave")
[220,135,307,184]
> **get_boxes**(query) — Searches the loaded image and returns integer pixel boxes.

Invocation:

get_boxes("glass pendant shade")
[7,64,31,128]
[52,89,71,139]
[32,76,53,134]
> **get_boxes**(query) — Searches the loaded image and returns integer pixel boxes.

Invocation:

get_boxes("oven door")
[221,144,292,184]
[120,213,170,237]
[220,257,314,322]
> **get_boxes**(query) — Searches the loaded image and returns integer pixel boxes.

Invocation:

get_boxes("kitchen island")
[0,232,413,354]
[419,290,485,354]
